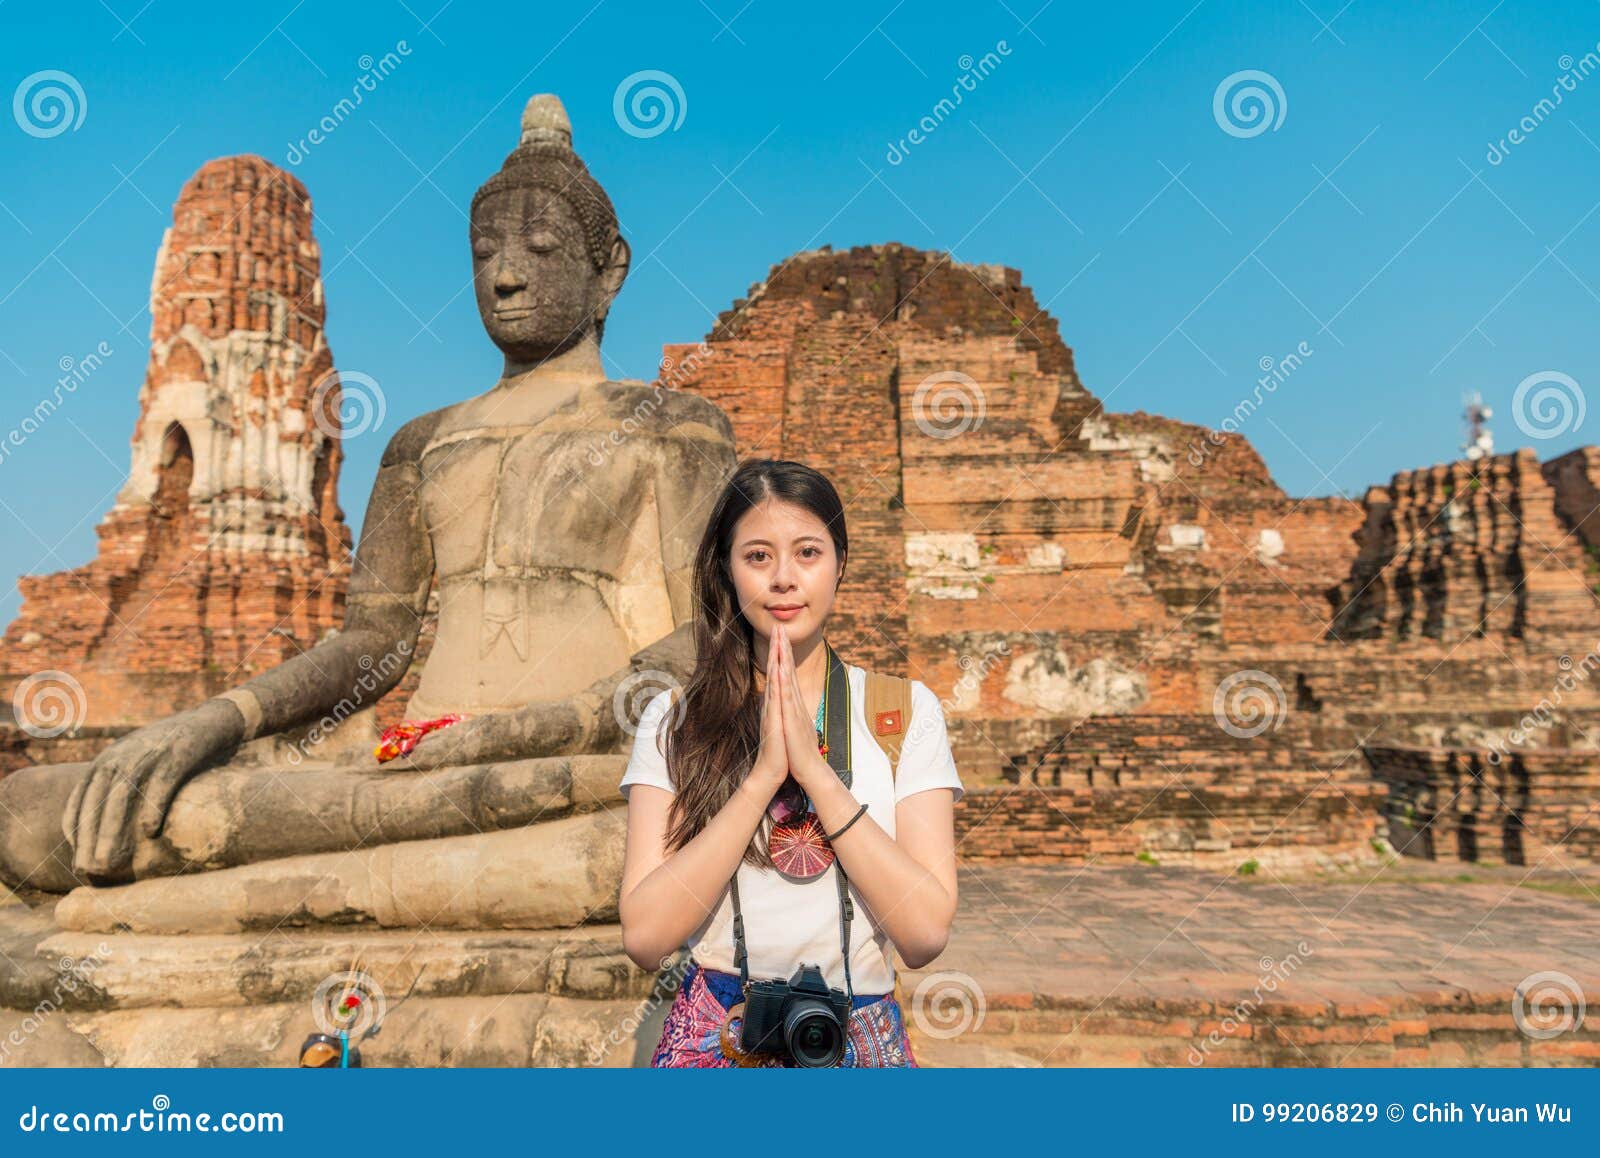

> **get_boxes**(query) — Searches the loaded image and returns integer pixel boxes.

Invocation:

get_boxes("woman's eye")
[746,551,767,564]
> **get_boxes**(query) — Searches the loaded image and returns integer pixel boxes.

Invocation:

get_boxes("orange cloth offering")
[374,714,466,762]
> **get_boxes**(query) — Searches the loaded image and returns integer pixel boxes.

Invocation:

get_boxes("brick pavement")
[901,861,1600,1066]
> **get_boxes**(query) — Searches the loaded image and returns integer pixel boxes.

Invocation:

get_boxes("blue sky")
[2,0,1599,623]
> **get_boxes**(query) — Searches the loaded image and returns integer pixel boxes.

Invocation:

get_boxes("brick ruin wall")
[661,244,1600,865]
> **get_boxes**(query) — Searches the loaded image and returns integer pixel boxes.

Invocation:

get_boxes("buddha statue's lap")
[0,93,736,911]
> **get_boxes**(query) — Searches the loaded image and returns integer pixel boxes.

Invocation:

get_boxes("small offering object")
[374,714,466,763]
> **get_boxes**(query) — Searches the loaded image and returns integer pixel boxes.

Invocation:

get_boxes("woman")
[618,457,965,1068]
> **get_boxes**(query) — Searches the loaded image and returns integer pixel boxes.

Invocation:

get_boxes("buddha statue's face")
[470,186,615,363]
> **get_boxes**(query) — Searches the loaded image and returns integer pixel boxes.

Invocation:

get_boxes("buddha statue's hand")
[61,698,245,881]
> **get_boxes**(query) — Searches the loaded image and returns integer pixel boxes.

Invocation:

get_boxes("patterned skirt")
[649,960,919,1068]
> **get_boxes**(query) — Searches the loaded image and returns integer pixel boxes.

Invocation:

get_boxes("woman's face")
[729,498,842,648]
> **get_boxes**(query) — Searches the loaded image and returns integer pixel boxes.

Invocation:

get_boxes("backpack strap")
[863,670,914,784]
[863,668,916,1014]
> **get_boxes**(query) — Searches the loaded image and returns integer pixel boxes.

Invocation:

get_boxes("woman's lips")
[768,605,804,621]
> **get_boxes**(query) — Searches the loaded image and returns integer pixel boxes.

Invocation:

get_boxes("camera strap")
[730,639,856,1003]
[730,862,856,1003]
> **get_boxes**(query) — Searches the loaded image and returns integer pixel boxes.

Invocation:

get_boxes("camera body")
[739,962,854,1067]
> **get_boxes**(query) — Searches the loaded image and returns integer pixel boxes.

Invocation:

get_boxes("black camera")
[739,962,854,1067]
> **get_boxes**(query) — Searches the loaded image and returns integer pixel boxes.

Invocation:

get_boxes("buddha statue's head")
[470,94,631,364]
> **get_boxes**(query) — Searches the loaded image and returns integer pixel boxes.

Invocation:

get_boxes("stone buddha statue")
[0,94,737,930]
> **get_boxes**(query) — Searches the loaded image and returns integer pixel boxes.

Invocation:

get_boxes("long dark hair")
[657,457,849,868]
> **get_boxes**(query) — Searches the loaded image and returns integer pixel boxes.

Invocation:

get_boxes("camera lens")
[784,999,845,1067]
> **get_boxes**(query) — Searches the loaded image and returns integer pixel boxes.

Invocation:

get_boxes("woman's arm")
[618,774,780,971]
[768,625,958,970]
[804,775,958,969]
[618,628,790,972]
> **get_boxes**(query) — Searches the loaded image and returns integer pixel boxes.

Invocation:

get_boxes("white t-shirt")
[619,664,965,994]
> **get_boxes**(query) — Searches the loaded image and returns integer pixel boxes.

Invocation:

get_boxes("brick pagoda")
[0,156,352,753]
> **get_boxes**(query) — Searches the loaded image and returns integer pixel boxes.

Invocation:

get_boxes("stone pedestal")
[0,896,672,1066]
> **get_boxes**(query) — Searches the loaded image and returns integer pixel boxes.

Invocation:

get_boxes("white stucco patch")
[1002,649,1148,715]
[1025,542,1066,569]
[1255,528,1285,563]
[1163,523,1206,551]
[905,531,981,571]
